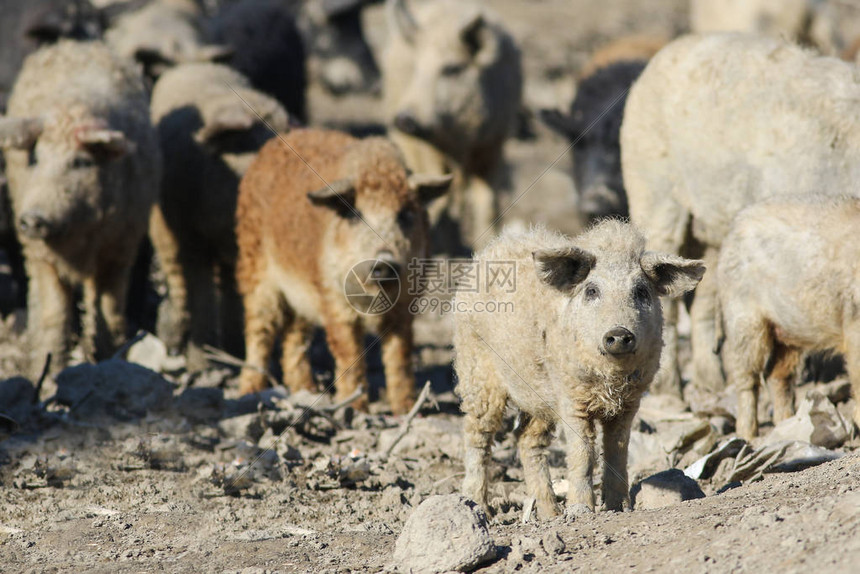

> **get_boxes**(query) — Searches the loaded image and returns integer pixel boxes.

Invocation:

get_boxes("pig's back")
[236,128,357,282]
[8,40,149,125]
[720,196,860,348]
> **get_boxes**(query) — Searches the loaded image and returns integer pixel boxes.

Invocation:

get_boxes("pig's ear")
[460,12,495,62]
[307,179,357,215]
[408,173,453,204]
[388,0,419,44]
[194,108,256,145]
[76,128,135,161]
[533,246,595,292]
[640,252,706,298]
[539,109,579,140]
[0,116,44,149]
[133,48,176,79]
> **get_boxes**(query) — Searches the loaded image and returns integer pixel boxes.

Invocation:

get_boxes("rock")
[175,387,224,423]
[218,413,264,442]
[658,419,713,454]
[627,430,668,477]
[817,378,852,405]
[709,415,735,435]
[377,417,462,459]
[684,437,746,480]
[729,440,843,482]
[541,530,565,555]
[125,332,176,373]
[392,494,497,573]
[631,469,705,510]
[762,391,850,449]
[55,360,173,420]
[637,393,690,422]
[223,387,288,418]
[0,376,35,424]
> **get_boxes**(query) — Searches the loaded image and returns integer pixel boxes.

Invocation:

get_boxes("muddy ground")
[2,0,860,572]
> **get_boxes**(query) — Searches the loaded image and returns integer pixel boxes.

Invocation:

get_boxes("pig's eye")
[72,156,95,169]
[584,283,600,301]
[441,62,467,76]
[397,207,416,230]
[634,284,651,303]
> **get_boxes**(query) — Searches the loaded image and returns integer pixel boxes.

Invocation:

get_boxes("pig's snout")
[581,183,624,220]
[18,210,53,240]
[603,327,636,356]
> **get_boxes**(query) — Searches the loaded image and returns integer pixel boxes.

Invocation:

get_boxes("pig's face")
[540,62,646,222]
[389,9,499,157]
[306,140,452,313]
[305,1,381,95]
[8,110,134,242]
[571,127,626,221]
[533,233,704,384]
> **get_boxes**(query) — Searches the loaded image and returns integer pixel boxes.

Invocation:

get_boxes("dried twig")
[522,497,536,524]
[322,387,364,413]
[202,344,279,388]
[112,330,147,360]
[431,472,464,489]
[384,381,432,457]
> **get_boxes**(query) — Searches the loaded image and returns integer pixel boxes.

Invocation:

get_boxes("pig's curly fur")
[235,128,431,414]
[455,220,668,518]
[2,40,160,375]
[621,32,860,396]
[717,194,860,440]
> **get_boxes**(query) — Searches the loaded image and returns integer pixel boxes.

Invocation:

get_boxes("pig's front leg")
[324,316,368,411]
[96,260,132,358]
[81,276,99,363]
[516,413,560,519]
[380,315,415,415]
[27,259,72,376]
[560,401,596,512]
[601,402,638,511]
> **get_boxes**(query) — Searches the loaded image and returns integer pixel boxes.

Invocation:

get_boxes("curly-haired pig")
[235,128,451,414]
[0,40,161,376]
[455,221,704,518]
[383,0,522,252]
[717,195,860,440]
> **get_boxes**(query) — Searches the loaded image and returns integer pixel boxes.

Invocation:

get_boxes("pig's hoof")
[563,503,594,522]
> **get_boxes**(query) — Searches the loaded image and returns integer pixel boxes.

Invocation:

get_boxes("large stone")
[55,359,173,420]
[392,494,497,573]
[763,391,850,449]
[125,332,185,373]
[0,376,35,424]
[175,387,224,423]
[631,469,705,510]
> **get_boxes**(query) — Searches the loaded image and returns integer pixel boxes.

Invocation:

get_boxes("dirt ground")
[2,0,860,572]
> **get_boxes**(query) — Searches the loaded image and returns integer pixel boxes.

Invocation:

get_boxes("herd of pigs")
[1,0,860,521]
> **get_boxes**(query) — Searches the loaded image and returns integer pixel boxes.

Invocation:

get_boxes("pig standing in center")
[455,222,704,517]
[236,129,451,414]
